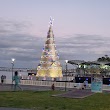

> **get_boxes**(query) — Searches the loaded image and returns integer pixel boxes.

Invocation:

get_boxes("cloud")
[56,34,110,62]
[0,33,44,68]
[0,18,110,68]
[0,18,44,67]
[0,18,31,35]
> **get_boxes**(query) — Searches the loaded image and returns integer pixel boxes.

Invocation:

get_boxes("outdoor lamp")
[65,60,68,91]
[11,58,15,86]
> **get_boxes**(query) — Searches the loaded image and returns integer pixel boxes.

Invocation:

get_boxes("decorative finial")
[49,16,54,26]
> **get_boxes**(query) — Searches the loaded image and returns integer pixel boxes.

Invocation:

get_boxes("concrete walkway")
[0,83,52,91]
[0,83,70,91]
[0,107,31,110]
[52,89,95,98]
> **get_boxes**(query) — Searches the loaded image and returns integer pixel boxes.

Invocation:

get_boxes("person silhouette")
[12,71,23,91]
[51,83,55,91]
[1,75,4,84]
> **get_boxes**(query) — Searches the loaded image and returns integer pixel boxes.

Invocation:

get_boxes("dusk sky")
[0,0,110,69]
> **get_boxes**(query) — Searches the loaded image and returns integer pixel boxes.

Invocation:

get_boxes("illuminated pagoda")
[37,18,62,78]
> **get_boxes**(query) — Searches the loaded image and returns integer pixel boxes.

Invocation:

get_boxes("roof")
[68,60,85,65]
[68,60,100,65]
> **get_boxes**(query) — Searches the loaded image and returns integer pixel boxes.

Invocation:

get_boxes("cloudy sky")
[0,0,110,68]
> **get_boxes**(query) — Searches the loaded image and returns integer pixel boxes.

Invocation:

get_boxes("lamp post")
[65,60,68,91]
[84,64,86,75]
[11,58,15,85]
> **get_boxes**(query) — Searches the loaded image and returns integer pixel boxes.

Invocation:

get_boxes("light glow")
[65,60,68,63]
[11,58,15,62]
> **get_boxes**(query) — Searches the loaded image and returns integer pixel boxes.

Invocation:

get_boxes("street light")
[83,64,86,75]
[65,60,68,91]
[11,58,15,86]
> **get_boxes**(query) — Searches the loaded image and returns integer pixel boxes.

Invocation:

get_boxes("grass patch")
[0,90,110,110]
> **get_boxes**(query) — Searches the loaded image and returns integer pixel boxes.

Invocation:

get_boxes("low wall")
[102,85,110,91]
[20,80,91,89]
[20,80,75,88]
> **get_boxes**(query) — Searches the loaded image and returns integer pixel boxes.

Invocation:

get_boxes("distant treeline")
[97,55,110,62]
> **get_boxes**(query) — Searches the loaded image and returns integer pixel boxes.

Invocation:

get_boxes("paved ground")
[0,83,52,91]
[52,89,95,98]
[0,83,73,92]
[0,107,31,110]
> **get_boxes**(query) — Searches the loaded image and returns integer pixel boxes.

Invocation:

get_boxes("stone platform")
[52,89,95,98]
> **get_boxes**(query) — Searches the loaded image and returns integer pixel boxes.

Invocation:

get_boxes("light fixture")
[65,60,68,63]
[11,58,15,88]
[65,60,68,91]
